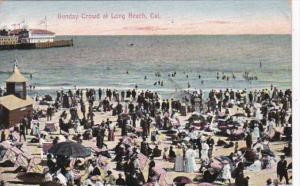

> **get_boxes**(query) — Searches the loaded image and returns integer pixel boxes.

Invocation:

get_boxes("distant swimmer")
[161,81,164,86]
[126,70,129,74]
[154,82,157,86]
[30,73,33,80]
[260,60,262,68]
[217,72,219,80]
[222,75,226,80]
[144,76,147,80]
[198,75,201,79]
[232,73,236,80]
[186,74,189,78]
[158,80,161,85]
[188,82,191,88]
[135,84,138,89]
[226,76,229,81]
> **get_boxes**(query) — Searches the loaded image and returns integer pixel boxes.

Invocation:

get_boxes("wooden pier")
[0,39,73,50]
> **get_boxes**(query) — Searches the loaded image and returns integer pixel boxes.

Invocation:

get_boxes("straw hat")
[65,166,71,171]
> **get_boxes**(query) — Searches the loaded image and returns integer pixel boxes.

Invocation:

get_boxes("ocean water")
[0,35,291,98]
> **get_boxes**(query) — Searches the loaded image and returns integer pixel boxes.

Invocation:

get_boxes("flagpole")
[45,16,47,30]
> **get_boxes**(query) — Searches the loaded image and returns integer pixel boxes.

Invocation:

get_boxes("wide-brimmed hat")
[65,166,71,171]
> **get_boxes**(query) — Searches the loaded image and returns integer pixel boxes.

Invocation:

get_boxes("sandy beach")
[0,86,292,186]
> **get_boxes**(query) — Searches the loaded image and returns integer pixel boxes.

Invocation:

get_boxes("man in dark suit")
[277,155,289,184]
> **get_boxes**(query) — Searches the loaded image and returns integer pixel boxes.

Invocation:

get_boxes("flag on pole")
[39,16,47,25]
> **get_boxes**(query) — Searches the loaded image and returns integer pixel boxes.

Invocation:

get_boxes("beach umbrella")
[173,176,193,184]
[48,141,91,158]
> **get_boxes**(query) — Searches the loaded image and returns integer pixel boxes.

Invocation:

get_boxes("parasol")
[48,141,91,158]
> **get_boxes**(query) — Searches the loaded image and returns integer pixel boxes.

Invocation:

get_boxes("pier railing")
[0,39,73,50]
[34,40,73,48]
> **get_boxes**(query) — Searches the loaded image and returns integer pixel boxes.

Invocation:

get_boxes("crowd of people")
[0,84,293,186]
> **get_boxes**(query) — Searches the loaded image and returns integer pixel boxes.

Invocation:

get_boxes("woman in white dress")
[184,146,197,173]
[174,146,184,172]
[252,125,260,142]
[221,161,231,184]
[201,142,209,162]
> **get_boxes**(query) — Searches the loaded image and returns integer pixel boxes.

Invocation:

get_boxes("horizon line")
[56,33,292,36]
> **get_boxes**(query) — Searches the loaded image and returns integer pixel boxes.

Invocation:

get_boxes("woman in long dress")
[184,147,197,173]
[108,122,115,141]
[221,161,231,184]
[201,142,209,162]
[174,146,184,172]
[252,125,260,142]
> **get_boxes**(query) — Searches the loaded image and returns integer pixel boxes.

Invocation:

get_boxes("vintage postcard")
[0,0,293,186]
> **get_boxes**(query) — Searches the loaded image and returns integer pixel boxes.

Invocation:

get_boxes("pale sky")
[0,0,291,35]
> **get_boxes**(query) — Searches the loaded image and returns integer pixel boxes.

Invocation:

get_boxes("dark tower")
[6,64,28,99]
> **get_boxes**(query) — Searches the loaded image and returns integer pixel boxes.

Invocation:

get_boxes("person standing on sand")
[98,88,102,100]
[108,121,115,141]
[206,135,214,158]
[46,105,53,121]
[277,155,289,184]
[201,141,209,162]
[19,118,26,142]
[245,132,252,148]
[80,101,86,119]
[221,160,232,184]
[185,145,197,173]
[174,145,184,172]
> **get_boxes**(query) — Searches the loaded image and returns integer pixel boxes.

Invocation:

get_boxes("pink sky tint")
[0,0,292,35]
[52,18,291,35]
